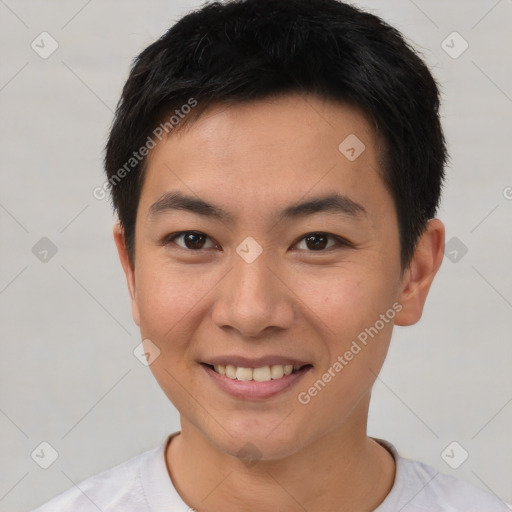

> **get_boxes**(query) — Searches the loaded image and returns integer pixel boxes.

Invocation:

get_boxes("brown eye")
[294,232,349,251]
[165,231,218,251]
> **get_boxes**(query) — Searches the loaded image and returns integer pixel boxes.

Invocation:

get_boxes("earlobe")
[112,222,141,327]
[394,219,445,326]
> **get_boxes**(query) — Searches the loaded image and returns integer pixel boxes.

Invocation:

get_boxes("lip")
[202,355,311,368]
[200,363,313,400]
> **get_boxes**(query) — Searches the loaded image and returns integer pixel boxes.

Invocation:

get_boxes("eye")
[293,232,350,251]
[162,231,351,253]
[163,231,220,251]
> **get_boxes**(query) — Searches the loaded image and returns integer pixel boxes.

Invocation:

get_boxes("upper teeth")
[213,364,302,381]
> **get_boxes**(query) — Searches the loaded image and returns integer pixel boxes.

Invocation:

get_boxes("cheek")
[294,269,396,394]
[134,260,214,345]
[294,268,393,340]
[293,274,395,432]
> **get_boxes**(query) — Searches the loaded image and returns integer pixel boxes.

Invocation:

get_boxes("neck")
[165,406,395,511]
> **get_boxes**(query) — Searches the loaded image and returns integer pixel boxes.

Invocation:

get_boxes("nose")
[211,247,296,339]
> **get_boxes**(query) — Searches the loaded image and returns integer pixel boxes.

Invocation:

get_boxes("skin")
[114,93,445,512]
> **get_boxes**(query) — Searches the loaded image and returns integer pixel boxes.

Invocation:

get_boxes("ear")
[394,218,445,326]
[113,222,140,327]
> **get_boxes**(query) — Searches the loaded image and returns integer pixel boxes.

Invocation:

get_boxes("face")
[116,94,424,461]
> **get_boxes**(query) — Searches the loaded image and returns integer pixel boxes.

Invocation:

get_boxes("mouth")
[199,354,314,400]
[200,361,313,400]
[201,362,313,382]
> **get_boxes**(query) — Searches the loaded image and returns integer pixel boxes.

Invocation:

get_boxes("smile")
[200,360,313,400]
[205,363,310,382]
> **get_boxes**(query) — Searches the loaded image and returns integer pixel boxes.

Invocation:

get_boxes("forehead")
[138,94,390,225]
[161,94,377,168]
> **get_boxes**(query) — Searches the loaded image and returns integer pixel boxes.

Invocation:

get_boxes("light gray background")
[0,0,511,510]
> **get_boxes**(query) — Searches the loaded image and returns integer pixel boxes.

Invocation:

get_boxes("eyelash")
[162,231,352,253]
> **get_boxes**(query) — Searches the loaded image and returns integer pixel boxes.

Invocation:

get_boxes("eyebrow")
[148,190,367,223]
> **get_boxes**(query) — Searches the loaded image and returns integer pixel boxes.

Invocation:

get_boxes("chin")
[204,418,310,463]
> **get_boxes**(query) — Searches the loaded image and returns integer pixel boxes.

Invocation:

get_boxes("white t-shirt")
[31,432,511,511]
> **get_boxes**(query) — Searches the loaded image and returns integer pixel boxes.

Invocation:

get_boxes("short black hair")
[105,0,447,270]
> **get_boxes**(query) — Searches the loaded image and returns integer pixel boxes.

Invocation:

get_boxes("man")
[32,0,511,510]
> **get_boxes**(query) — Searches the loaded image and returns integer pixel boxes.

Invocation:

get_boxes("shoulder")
[30,443,160,512]
[375,439,512,512]
[400,457,510,511]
